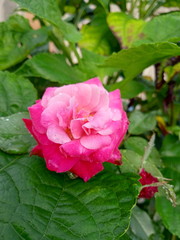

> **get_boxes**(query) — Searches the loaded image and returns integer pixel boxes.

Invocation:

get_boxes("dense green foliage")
[0,0,180,239]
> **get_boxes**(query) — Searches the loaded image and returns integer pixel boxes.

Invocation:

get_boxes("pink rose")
[23,78,128,181]
[139,169,159,199]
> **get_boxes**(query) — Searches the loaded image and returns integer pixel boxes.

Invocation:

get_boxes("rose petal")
[85,77,103,87]
[80,134,111,150]
[41,87,57,107]
[71,160,104,182]
[109,89,123,110]
[28,101,45,134]
[42,143,79,172]
[47,124,71,144]
[70,119,84,139]
[31,145,43,157]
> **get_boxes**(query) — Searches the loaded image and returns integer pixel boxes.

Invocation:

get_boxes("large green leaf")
[0,15,49,70]
[107,12,180,48]
[104,42,180,81]
[79,14,118,55]
[15,53,84,84]
[128,111,156,135]
[11,0,81,42]
[0,71,37,116]
[0,154,140,239]
[0,112,36,154]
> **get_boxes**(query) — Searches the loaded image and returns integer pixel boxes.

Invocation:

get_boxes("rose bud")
[139,168,159,199]
[23,78,128,181]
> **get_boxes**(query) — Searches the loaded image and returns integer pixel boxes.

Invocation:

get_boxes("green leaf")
[76,49,116,80]
[0,154,141,239]
[12,0,81,42]
[79,14,117,55]
[156,197,180,238]
[0,15,49,70]
[107,12,180,48]
[107,12,145,48]
[97,0,109,12]
[104,42,180,81]
[160,135,180,158]
[121,149,142,174]
[129,111,156,135]
[15,53,84,84]
[0,112,36,154]
[124,136,162,167]
[0,71,37,116]
[130,206,155,240]
[109,80,145,99]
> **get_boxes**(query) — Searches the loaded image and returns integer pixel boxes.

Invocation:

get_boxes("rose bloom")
[139,169,159,199]
[23,78,128,181]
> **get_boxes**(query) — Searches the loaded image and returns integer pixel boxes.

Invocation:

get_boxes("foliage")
[0,0,180,239]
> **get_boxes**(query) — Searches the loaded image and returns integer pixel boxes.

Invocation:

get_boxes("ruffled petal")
[70,119,84,139]
[47,124,71,144]
[42,143,79,172]
[41,87,58,107]
[71,160,104,182]
[85,77,103,87]
[28,101,45,134]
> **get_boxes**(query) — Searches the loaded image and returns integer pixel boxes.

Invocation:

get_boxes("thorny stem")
[140,133,155,169]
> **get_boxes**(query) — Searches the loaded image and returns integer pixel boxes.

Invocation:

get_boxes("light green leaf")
[121,149,142,174]
[130,206,155,240]
[12,0,81,42]
[0,71,37,116]
[129,111,156,135]
[107,12,145,48]
[79,14,117,55]
[109,80,145,99]
[15,53,84,84]
[0,15,49,70]
[107,12,180,48]
[104,42,180,81]
[0,112,36,154]
[0,154,140,239]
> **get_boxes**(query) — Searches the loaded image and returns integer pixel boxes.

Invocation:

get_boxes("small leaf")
[0,15,49,70]
[104,42,180,81]
[130,206,155,240]
[0,71,37,116]
[129,111,156,135]
[16,53,84,84]
[0,112,36,154]
[0,154,141,239]
[11,0,81,42]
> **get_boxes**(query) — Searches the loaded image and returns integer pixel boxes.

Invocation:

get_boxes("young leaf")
[0,112,36,154]
[0,71,37,116]
[0,154,141,239]
[0,15,49,70]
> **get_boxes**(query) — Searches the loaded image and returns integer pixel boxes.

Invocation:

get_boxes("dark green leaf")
[0,154,140,239]
[12,0,81,42]
[129,111,156,135]
[97,0,109,12]
[0,71,37,116]
[104,42,180,81]
[0,15,49,70]
[160,135,180,158]
[0,112,36,154]
[15,53,84,84]
[156,197,180,238]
